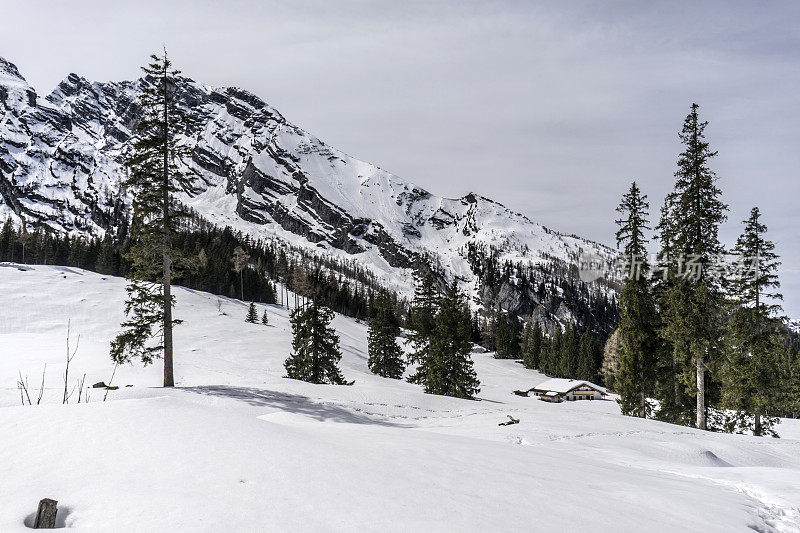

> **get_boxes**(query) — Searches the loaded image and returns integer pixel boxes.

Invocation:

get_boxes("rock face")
[0,56,618,331]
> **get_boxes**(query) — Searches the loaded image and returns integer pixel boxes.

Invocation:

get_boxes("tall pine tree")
[544,327,562,376]
[493,310,519,359]
[576,330,596,382]
[407,273,439,371]
[559,325,578,377]
[659,104,728,429]
[721,207,783,435]
[614,181,658,417]
[522,321,543,370]
[110,49,195,386]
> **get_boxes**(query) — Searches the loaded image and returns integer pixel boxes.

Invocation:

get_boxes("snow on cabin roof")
[531,378,607,395]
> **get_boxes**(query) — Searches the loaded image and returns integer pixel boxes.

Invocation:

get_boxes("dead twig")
[17,371,32,405]
[103,363,119,402]
[63,320,80,404]
[36,364,46,405]
[76,373,86,403]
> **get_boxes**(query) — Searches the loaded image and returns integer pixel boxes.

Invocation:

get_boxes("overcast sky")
[2,0,799,316]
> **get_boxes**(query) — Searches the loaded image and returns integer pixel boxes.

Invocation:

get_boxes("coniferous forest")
[611,103,800,434]
[0,216,390,321]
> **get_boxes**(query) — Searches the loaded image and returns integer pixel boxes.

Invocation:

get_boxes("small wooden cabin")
[529,378,607,403]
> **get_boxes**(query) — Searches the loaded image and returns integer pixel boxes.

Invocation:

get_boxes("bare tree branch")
[103,363,119,402]
[17,371,32,405]
[63,320,81,404]
[77,373,86,403]
[36,364,46,405]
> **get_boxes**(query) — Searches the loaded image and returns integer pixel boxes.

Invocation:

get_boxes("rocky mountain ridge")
[0,56,618,332]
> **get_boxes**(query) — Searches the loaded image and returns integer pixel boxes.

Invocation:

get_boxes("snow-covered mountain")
[0,56,617,327]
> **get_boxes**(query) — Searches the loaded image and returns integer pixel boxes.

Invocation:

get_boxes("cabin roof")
[531,378,607,395]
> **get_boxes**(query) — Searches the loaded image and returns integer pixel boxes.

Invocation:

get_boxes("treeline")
[478,309,606,383]
[0,216,394,321]
[520,322,605,383]
[276,246,395,320]
[612,103,797,436]
[0,218,277,303]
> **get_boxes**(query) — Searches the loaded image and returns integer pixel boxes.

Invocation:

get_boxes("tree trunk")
[754,408,762,436]
[162,56,174,388]
[639,358,646,418]
[163,252,174,387]
[640,390,646,418]
[696,355,706,430]
[673,354,681,409]
[33,498,57,529]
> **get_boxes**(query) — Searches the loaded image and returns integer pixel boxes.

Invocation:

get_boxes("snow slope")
[1,264,799,532]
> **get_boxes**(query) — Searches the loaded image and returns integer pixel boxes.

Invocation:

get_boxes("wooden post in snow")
[33,498,57,529]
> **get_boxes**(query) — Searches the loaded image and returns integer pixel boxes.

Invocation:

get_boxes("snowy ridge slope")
[1,264,799,532]
[0,56,615,311]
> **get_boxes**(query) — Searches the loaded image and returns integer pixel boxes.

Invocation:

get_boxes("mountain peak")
[0,57,37,113]
[0,57,26,84]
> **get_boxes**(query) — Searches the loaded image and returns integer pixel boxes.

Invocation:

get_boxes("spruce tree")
[577,330,595,382]
[558,325,578,377]
[659,104,728,429]
[410,281,480,399]
[110,49,195,386]
[493,310,511,358]
[545,327,562,376]
[508,314,522,358]
[522,321,543,370]
[261,309,269,325]
[592,337,605,381]
[367,295,405,379]
[653,194,688,423]
[470,312,483,344]
[246,302,258,323]
[284,302,349,385]
[728,207,782,315]
[721,207,783,435]
[614,181,658,417]
[780,344,800,419]
[0,217,13,261]
[95,236,118,275]
[407,273,439,371]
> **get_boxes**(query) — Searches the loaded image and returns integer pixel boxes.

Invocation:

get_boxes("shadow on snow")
[181,385,407,427]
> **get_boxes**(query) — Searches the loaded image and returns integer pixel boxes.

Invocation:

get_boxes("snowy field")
[1,263,799,532]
